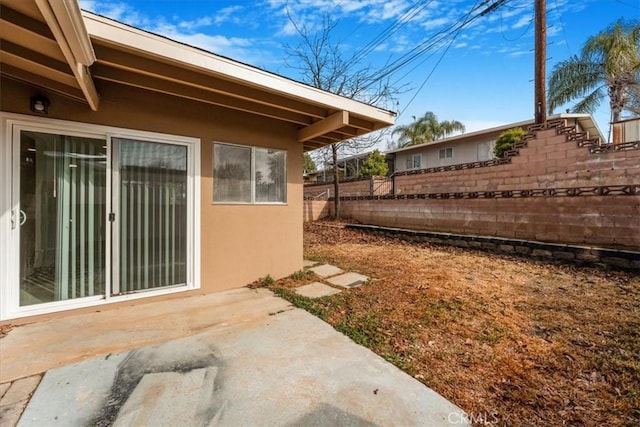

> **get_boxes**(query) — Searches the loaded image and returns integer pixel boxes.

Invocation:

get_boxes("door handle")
[19,210,27,226]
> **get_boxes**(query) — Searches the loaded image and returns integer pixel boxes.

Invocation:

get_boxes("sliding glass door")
[7,119,196,318]
[113,138,188,293]
[17,130,107,306]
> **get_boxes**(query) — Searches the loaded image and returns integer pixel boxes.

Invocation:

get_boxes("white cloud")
[512,15,532,30]
[214,5,244,25]
[80,1,263,64]
[178,17,213,31]
[421,17,451,30]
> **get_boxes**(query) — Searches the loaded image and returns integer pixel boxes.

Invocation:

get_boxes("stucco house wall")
[0,0,395,321]
[1,75,304,297]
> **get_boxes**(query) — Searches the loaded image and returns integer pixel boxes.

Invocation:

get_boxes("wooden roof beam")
[1,64,87,102]
[92,44,328,120]
[92,64,312,125]
[35,0,99,110]
[299,111,349,143]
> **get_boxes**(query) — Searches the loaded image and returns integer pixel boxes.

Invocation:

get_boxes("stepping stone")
[308,264,343,278]
[327,272,369,289]
[294,282,341,298]
[303,260,319,268]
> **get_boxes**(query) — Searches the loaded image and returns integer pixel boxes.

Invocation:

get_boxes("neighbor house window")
[214,143,286,204]
[406,154,421,169]
[438,147,454,159]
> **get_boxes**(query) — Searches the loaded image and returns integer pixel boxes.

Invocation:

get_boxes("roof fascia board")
[35,0,99,110]
[82,12,395,125]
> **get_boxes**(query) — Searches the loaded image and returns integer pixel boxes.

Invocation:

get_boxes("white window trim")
[405,153,421,170]
[212,141,287,205]
[0,112,201,321]
[438,147,454,160]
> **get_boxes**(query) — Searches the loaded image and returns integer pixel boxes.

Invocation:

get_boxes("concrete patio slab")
[308,263,344,278]
[295,282,342,298]
[0,288,290,384]
[18,307,467,426]
[303,259,319,268]
[327,272,370,289]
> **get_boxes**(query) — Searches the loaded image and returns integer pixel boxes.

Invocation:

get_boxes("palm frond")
[570,88,606,114]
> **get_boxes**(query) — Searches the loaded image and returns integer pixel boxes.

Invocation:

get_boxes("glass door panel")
[116,138,188,293]
[18,130,107,306]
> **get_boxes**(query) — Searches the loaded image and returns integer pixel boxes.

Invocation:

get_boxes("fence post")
[370,177,374,196]
[391,173,395,196]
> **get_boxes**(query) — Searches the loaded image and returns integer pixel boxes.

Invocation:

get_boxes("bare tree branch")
[283,11,401,218]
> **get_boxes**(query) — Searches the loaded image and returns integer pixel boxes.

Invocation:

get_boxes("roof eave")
[81,11,396,128]
[35,0,99,110]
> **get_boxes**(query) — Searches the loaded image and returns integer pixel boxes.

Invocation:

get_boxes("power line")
[363,0,511,91]
[552,0,572,56]
[343,0,437,68]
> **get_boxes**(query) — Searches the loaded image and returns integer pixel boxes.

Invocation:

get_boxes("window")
[405,154,421,170]
[213,144,251,203]
[438,147,454,159]
[214,143,287,204]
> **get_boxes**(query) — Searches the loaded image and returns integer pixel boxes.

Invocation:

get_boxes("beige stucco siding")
[1,77,303,298]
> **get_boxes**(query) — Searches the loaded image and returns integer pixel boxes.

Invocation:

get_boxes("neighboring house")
[0,0,395,320]
[612,117,640,144]
[313,151,393,183]
[387,114,604,173]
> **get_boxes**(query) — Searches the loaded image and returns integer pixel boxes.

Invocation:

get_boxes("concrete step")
[294,282,341,298]
[326,273,369,289]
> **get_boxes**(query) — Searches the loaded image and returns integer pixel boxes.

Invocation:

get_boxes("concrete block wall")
[304,176,391,198]
[339,197,639,249]
[394,127,640,195]
[303,200,330,222]
[324,121,640,250]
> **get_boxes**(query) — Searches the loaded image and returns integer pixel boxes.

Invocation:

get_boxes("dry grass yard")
[265,222,639,426]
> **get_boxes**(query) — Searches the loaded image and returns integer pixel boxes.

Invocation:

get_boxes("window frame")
[0,112,201,321]
[438,147,454,160]
[405,153,421,170]
[213,142,287,205]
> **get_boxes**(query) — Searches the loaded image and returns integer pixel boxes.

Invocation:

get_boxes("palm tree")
[548,19,640,124]
[392,112,465,148]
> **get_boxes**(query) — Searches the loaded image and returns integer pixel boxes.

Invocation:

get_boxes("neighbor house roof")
[386,113,604,154]
[0,0,396,151]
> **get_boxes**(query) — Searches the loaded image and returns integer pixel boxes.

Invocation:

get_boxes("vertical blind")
[117,139,188,292]
[19,131,107,306]
[54,136,107,300]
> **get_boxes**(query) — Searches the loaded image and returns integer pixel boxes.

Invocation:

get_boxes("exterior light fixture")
[30,95,50,114]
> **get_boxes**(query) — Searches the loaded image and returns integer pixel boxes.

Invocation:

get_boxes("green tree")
[493,127,526,158]
[360,150,389,177]
[393,112,465,148]
[303,154,317,174]
[548,19,640,124]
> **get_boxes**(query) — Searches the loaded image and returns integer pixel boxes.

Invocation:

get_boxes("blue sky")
[79,0,639,146]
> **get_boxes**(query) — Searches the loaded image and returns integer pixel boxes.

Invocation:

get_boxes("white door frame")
[0,112,201,321]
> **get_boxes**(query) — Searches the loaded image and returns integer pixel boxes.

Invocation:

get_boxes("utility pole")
[534,0,546,124]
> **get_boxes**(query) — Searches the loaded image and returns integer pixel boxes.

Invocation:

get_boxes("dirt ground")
[269,222,639,426]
